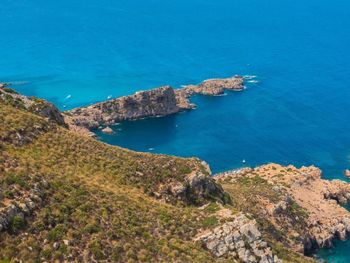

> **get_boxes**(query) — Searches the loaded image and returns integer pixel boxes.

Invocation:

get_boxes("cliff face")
[66,86,181,130]
[64,76,244,132]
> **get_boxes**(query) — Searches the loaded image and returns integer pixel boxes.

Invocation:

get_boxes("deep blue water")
[1,0,350,261]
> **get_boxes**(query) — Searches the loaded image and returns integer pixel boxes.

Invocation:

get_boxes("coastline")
[2,80,350,262]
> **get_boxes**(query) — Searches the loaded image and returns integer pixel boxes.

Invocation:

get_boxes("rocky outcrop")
[65,86,180,130]
[0,83,8,89]
[64,76,244,133]
[156,170,230,205]
[196,213,282,263]
[101,126,113,134]
[0,179,48,234]
[344,169,350,179]
[0,85,66,126]
[216,164,350,255]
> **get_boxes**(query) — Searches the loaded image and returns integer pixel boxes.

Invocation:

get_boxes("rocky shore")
[215,164,350,257]
[64,76,243,134]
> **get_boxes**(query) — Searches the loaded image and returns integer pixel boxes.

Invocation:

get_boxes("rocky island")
[64,76,244,135]
[1,82,350,262]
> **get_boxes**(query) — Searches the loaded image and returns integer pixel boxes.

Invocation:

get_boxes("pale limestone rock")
[101,126,113,134]
[197,213,281,262]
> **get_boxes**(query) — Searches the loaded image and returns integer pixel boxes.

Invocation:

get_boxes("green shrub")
[48,224,66,241]
[202,216,218,228]
[90,241,105,260]
[9,215,25,234]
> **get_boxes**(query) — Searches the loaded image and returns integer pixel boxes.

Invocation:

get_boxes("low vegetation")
[0,95,315,262]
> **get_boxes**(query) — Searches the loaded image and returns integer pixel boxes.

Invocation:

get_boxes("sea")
[1,0,350,261]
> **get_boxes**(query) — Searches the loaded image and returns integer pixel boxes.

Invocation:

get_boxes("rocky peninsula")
[64,76,244,134]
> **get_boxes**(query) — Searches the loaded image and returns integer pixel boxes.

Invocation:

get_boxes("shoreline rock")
[64,76,244,134]
[0,83,9,89]
[215,164,350,256]
[101,126,113,134]
[344,169,350,179]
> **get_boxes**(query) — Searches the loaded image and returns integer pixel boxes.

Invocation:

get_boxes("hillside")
[0,86,338,263]
[0,93,230,262]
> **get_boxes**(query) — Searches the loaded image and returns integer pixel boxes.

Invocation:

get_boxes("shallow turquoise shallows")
[1,0,350,261]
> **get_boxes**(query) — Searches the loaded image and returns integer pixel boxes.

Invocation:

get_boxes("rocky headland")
[215,164,350,258]
[63,76,244,134]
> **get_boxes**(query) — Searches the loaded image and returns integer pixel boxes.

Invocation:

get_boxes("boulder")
[101,126,113,134]
[344,169,350,179]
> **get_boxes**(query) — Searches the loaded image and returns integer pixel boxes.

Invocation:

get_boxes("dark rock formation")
[164,171,230,205]
[64,76,244,133]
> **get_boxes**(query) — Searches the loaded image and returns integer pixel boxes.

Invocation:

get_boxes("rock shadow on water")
[94,114,178,152]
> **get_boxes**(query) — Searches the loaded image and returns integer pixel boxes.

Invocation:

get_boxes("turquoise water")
[1,0,350,261]
[317,238,350,263]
